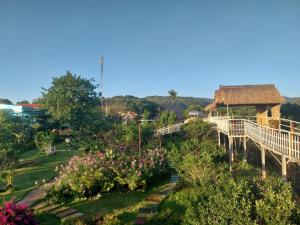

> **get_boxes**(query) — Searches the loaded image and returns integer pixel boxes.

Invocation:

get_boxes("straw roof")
[211,84,284,107]
[205,103,217,112]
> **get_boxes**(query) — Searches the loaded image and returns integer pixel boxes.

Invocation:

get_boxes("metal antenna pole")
[100,56,104,108]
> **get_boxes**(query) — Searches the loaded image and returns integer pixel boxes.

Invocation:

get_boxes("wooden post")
[229,137,234,171]
[223,133,226,147]
[282,155,287,181]
[159,134,162,150]
[138,122,141,160]
[243,137,247,162]
[218,131,221,147]
[261,147,266,179]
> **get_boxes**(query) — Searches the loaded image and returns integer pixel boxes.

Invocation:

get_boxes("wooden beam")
[261,147,266,179]
[229,137,234,171]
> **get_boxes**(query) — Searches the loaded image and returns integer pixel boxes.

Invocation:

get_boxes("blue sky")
[1,0,300,102]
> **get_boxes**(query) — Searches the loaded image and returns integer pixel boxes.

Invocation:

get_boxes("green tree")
[168,89,178,112]
[41,71,100,131]
[16,100,30,104]
[0,98,13,105]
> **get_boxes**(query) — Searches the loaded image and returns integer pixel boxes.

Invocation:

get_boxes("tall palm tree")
[168,89,178,111]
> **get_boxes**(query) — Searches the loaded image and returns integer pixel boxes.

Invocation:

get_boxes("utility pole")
[100,56,108,116]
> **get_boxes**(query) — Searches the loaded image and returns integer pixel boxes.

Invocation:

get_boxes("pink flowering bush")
[47,148,167,203]
[0,201,37,225]
[114,148,167,190]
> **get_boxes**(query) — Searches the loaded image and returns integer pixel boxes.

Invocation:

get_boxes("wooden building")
[205,84,285,126]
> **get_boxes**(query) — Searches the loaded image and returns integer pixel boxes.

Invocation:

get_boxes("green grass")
[0,147,84,204]
[36,213,61,225]
[70,176,171,225]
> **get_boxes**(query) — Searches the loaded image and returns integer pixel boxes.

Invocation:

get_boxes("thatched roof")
[205,103,217,112]
[209,84,284,108]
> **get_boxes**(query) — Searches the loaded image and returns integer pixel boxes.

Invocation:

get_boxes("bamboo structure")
[205,84,299,180]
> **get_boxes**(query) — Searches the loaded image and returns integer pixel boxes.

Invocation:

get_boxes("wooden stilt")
[282,155,287,181]
[218,131,221,147]
[243,137,247,162]
[261,147,266,179]
[229,137,234,171]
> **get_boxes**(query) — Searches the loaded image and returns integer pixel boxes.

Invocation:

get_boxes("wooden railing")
[208,116,300,161]
[154,123,184,136]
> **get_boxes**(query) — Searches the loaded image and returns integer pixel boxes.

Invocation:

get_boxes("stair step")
[56,208,78,218]
[39,204,60,213]
[50,206,70,214]
[61,212,84,221]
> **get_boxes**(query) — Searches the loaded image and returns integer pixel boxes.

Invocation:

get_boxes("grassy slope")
[0,146,85,204]
[71,176,170,225]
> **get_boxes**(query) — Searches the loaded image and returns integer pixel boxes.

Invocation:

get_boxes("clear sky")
[1,0,300,102]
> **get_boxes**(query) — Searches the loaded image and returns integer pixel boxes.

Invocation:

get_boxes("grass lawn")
[70,175,171,225]
[0,147,85,205]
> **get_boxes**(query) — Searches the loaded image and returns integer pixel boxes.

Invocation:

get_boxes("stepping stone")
[146,194,165,202]
[32,202,48,211]
[19,188,46,206]
[56,208,78,218]
[136,212,153,218]
[50,206,70,214]
[39,204,60,213]
[61,212,84,221]
[139,207,158,213]
[135,217,147,224]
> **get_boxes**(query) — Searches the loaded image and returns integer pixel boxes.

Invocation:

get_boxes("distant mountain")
[284,97,300,105]
[107,95,213,119]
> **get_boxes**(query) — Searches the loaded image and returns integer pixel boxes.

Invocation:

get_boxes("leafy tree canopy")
[41,71,100,130]
[0,98,13,105]
[16,100,30,104]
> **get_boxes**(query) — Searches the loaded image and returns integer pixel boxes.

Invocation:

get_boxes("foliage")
[47,148,167,203]
[107,95,159,117]
[16,100,30,104]
[0,98,13,105]
[146,208,182,225]
[0,201,37,225]
[34,131,55,155]
[281,103,300,121]
[158,110,177,128]
[182,119,212,142]
[62,214,120,225]
[255,177,295,225]
[41,71,100,130]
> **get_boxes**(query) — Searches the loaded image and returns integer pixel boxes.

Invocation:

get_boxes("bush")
[255,177,295,224]
[34,131,55,155]
[47,148,167,203]
[62,214,120,225]
[0,201,37,225]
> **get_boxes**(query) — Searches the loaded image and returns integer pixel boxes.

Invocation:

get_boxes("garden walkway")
[18,180,84,222]
[134,168,179,225]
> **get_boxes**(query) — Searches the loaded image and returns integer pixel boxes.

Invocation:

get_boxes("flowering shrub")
[114,148,166,190]
[0,201,37,225]
[47,148,167,203]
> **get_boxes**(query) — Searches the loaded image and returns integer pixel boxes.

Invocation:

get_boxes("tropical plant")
[34,131,55,155]
[0,201,37,225]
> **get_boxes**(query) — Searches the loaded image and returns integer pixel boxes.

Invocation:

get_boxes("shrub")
[47,148,167,203]
[255,177,295,224]
[34,131,55,155]
[0,201,37,225]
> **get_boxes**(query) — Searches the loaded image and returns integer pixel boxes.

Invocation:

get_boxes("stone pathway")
[18,181,84,222]
[134,171,179,225]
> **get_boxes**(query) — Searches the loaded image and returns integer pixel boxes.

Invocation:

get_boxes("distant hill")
[284,97,300,105]
[107,95,212,119]
[144,96,212,108]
